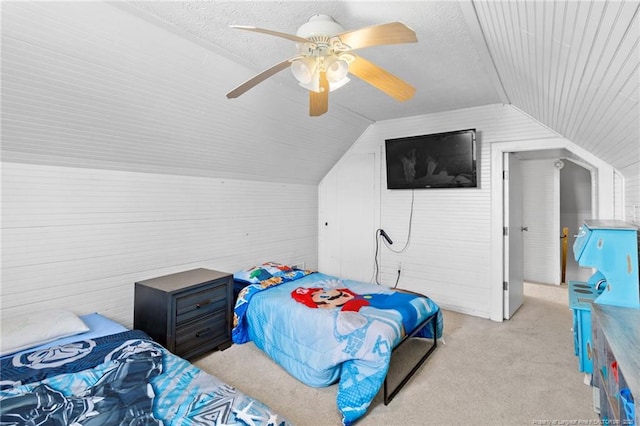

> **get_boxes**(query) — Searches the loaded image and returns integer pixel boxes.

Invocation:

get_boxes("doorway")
[518,158,593,310]
[559,160,593,283]
[506,153,592,316]
[490,138,613,322]
[515,157,593,286]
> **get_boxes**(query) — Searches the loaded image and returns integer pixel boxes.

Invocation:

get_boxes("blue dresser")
[570,220,639,423]
[568,278,603,373]
[573,220,640,309]
[570,220,639,373]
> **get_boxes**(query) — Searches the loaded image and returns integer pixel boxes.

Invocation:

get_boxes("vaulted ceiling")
[124,0,639,175]
[124,1,504,121]
[2,1,638,182]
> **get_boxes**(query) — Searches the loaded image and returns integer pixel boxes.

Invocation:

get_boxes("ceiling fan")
[226,14,418,117]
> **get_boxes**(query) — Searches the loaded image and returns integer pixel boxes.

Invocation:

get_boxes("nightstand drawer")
[175,311,227,355]
[176,284,227,325]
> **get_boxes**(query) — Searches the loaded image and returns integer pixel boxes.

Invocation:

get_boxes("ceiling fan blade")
[348,55,416,102]
[230,25,310,44]
[226,57,296,99]
[336,22,417,51]
[309,71,329,116]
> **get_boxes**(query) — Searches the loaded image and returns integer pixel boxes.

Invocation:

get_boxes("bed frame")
[383,293,439,405]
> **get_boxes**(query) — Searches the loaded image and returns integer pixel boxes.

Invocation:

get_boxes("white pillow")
[1,309,90,356]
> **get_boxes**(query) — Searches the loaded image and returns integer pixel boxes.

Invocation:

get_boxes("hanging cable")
[372,189,416,285]
[393,267,401,289]
[385,189,415,254]
[373,229,381,284]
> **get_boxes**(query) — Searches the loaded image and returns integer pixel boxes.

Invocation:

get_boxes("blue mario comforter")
[232,270,443,425]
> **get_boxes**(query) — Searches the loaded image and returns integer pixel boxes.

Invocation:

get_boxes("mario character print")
[291,286,420,336]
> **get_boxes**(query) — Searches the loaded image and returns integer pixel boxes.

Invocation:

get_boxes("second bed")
[232,263,443,425]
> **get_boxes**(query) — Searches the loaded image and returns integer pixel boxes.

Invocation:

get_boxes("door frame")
[489,137,615,322]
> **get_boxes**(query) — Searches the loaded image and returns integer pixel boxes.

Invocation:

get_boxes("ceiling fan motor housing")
[296,14,345,39]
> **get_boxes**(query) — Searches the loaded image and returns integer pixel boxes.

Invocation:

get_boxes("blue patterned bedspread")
[0,330,289,425]
[232,272,443,425]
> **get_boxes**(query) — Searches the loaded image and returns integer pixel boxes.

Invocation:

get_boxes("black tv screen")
[385,129,477,189]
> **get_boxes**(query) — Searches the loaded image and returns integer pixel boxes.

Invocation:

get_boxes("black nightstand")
[134,268,233,360]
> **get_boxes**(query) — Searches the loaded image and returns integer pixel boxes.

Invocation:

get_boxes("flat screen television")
[385,129,477,189]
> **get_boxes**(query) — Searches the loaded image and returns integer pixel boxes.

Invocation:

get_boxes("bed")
[232,262,444,425]
[0,310,290,425]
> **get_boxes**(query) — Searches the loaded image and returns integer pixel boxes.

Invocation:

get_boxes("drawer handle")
[195,299,212,309]
[196,328,212,337]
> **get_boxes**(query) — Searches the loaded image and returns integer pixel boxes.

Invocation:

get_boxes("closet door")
[318,172,339,275]
[336,153,376,282]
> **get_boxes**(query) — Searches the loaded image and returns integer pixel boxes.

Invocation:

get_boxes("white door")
[318,172,340,275]
[521,160,561,285]
[504,152,524,319]
[336,153,376,281]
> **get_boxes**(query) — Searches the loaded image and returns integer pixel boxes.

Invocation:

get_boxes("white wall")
[1,162,318,327]
[319,104,560,318]
[319,104,622,319]
[621,163,640,224]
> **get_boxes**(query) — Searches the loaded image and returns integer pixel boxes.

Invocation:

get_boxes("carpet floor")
[195,282,597,425]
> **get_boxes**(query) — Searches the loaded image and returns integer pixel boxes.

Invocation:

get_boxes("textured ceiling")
[2,1,637,183]
[121,0,639,176]
[125,1,503,121]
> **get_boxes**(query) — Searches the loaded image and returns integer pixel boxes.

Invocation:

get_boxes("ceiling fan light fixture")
[294,56,351,93]
[297,70,350,93]
[298,77,320,93]
[291,57,317,84]
[328,76,350,92]
[324,56,349,83]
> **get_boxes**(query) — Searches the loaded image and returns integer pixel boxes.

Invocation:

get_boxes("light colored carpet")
[195,283,597,425]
